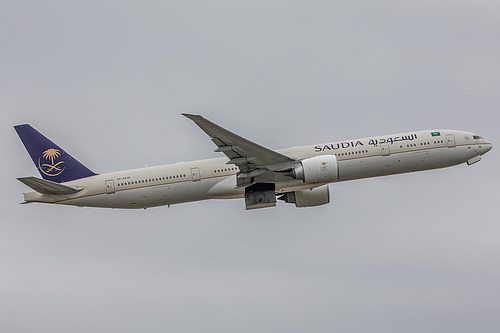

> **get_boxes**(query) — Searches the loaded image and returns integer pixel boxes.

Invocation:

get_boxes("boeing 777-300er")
[15,114,492,210]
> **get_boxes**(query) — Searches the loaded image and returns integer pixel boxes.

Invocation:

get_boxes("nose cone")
[480,141,492,155]
[485,142,492,154]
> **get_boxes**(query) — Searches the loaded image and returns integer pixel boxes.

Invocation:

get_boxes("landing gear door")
[446,134,456,148]
[105,179,115,194]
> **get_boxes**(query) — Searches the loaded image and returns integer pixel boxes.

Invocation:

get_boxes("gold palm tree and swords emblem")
[38,148,65,176]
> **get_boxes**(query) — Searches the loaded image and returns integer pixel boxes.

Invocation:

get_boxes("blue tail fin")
[14,124,97,183]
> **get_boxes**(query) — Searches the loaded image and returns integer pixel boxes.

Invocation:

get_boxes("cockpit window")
[473,135,483,139]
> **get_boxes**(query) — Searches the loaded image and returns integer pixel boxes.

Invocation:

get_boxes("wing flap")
[17,177,83,195]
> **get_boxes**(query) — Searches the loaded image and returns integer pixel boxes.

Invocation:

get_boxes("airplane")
[14,114,492,210]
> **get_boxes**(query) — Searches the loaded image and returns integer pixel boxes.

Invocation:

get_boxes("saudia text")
[314,134,418,152]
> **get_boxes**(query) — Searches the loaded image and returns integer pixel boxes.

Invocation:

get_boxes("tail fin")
[14,124,97,183]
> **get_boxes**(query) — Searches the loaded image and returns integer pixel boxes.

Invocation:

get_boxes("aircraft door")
[105,179,115,194]
[191,167,201,182]
[380,143,390,156]
[446,134,456,148]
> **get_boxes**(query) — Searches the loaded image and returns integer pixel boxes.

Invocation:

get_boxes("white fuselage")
[22,129,492,209]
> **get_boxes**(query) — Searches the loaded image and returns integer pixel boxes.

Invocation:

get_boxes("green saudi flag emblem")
[431,132,441,137]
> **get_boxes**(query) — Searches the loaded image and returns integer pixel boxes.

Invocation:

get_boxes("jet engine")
[292,155,339,183]
[279,185,330,207]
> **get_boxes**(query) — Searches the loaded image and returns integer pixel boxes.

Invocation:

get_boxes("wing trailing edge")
[182,113,297,171]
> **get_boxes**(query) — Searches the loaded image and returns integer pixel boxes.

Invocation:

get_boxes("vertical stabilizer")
[14,124,97,183]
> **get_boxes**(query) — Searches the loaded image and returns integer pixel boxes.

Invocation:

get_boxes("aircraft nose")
[485,142,493,153]
[479,141,492,155]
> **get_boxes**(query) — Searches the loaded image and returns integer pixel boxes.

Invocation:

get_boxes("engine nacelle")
[293,155,339,183]
[279,185,330,207]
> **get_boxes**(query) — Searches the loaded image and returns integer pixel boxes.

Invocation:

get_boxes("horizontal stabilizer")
[17,177,83,195]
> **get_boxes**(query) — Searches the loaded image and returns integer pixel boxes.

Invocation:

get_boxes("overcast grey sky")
[1,1,499,332]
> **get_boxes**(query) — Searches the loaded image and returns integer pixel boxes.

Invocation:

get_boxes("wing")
[17,177,83,195]
[183,114,297,177]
